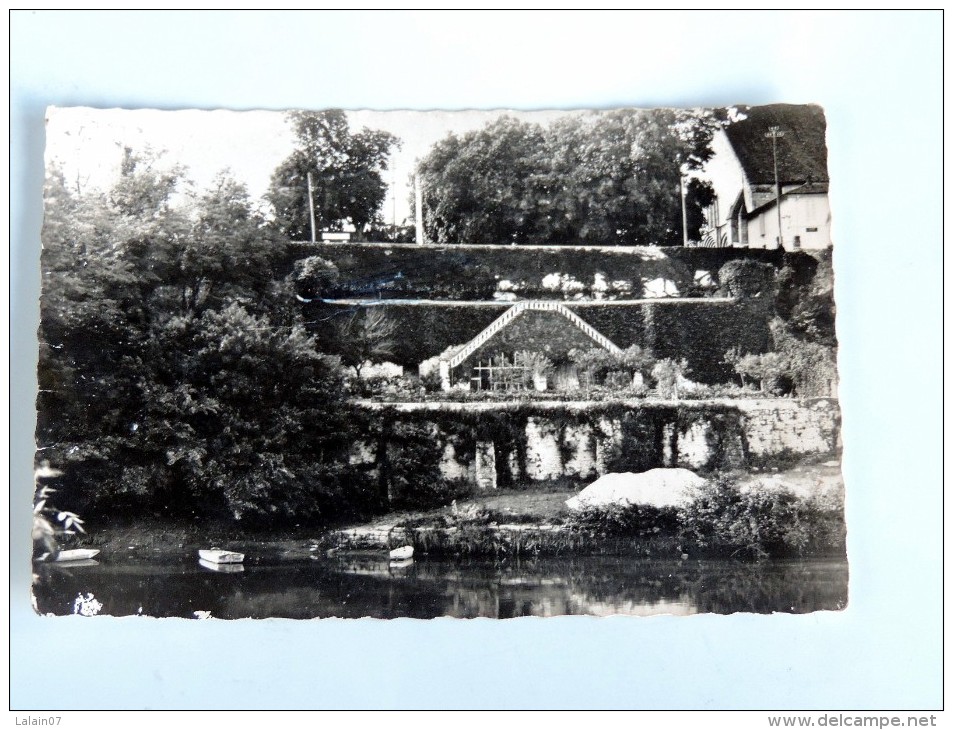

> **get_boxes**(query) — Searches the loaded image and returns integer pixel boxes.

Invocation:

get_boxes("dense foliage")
[267,110,399,240]
[719,250,837,397]
[306,298,772,385]
[717,259,777,299]
[416,109,725,246]
[569,345,655,387]
[388,478,844,561]
[38,154,364,525]
[676,478,845,559]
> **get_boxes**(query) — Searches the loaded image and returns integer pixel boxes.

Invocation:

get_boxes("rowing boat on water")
[198,549,244,564]
[389,545,413,560]
[54,549,100,562]
[199,558,245,573]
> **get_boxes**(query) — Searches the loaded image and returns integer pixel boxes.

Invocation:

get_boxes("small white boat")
[52,558,99,568]
[54,549,100,562]
[389,545,413,561]
[389,558,414,569]
[199,559,244,573]
[198,549,244,564]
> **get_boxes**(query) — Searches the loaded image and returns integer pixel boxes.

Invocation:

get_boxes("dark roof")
[725,104,829,186]
[788,181,829,195]
[747,181,830,218]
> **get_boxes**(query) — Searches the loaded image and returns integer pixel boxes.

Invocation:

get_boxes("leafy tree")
[176,172,281,311]
[110,145,183,219]
[138,302,353,522]
[38,153,191,516]
[777,255,836,348]
[787,293,837,348]
[537,110,694,245]
[268,110,399,240]
[569,344,655,388]
[338,308,397,377]
[725,348,785,392]
[416,108,724,245]
[38,151,362,524]
[569,347,617,386]
[417,116,547,244]
[616,344,657,381]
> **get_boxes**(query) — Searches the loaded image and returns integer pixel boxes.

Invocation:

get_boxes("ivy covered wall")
[353,399,841,495]
[305,298,773,384]
[279,242,819,300]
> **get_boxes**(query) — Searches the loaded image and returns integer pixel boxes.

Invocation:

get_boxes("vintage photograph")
[33,103,845,619]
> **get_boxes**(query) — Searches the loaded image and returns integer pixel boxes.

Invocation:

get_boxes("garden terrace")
[346,397,841,497]
[304,296,773,384]
[280,241,820,301]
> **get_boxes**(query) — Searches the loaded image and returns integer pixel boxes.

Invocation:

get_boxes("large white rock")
[565,468,706,511]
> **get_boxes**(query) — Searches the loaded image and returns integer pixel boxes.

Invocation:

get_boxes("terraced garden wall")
[351,399,841,493]
[279,242,819,300]
[306,297,773,383]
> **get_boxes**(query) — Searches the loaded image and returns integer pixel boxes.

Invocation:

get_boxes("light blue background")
[10,10,943,710]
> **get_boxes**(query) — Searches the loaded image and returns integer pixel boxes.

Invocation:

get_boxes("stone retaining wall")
[353,398,841,490]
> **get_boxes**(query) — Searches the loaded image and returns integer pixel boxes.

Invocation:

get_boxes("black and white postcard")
[33,104,846,619]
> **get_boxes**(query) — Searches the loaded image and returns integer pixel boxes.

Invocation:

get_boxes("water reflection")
[32,555,847,619]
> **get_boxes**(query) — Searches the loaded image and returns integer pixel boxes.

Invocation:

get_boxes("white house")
[696,104,832,251]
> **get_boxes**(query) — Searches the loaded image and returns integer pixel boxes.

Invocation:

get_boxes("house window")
[806,227,818,232]
[793,235,801,249]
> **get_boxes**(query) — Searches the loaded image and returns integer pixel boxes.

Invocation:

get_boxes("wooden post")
[765,126,785,248]
[679,175,689,247]
[306,171,317,244]
[414,174,424,245]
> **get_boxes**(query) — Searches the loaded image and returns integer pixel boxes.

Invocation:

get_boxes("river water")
[32,554,847,619]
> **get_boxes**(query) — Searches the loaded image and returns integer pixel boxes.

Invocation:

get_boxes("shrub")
[565,503,678,539]
[513,350,554,377]
[603,370,632,390]
[717,259,777,299]
[725,348,786,393]
[382,422,471,511]
[290,256,340,300]
[652,358,689,399]
[770,319,838,397]
[676,383,761,400]
[420,369,444,393]
[677,477,845,559]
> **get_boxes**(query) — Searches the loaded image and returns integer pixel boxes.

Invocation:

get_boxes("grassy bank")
[54,461,845,564]
[324,464,846,561]
[372,493,845,561]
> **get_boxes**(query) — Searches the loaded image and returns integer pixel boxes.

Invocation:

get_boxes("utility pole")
[679,174,689,247]
[306,171,317,244]
[414,173,425,245]
[765,126,785,248]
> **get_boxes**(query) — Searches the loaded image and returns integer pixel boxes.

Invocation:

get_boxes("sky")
[45,106,581,225]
